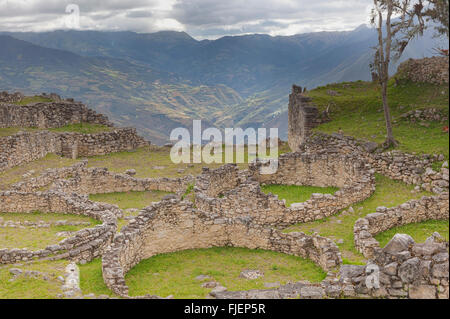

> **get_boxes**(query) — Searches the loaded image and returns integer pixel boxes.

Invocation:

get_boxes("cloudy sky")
[0,0,374,39]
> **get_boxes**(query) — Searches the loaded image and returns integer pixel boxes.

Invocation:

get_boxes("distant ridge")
[0,25,446,143]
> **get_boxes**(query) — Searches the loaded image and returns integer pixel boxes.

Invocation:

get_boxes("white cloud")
[0,0,373,38]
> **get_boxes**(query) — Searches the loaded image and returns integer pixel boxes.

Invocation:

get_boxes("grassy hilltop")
[307,79,449,158]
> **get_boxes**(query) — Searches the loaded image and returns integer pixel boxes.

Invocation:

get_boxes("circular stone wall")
[0,191,119,264]
[195,153,375,227]
[102,198,342,297]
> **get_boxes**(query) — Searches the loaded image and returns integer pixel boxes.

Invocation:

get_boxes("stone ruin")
[0,91,24,104]
[0,91,149,171]
[0,140,448,298]
[0,86,448,299]
[99,153,448,299]
[396,56,449,85]
[288,85,330,152]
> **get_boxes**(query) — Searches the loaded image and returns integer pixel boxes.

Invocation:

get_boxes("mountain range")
[0,25,446,144]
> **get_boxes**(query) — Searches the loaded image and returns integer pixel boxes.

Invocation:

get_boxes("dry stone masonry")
[0,128,148,171]
[211,233,448,299]
[301,132,449,194]
[1,70,449,299]
[11,160,193,196]
[0,92,149,171]
[354,192,449,259]
[194,156,375,228]
[101,197,342,297]
[288,85,330,151]
[396,56,449,85]
[0,95,113,128]
[0,91,24,104]
[0,191,120,264]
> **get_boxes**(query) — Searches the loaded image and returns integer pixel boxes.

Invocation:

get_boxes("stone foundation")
[0,128,148,171]
[211,233,449,299]
[11,161,193,196]
[0,99,113,129]
[194,155,375,227]
[303,132,449,194]
[288,85,330,151]
[0,131,61,172]
[0,191,120,264]
[396,56,449,85]
[354,192,449,259]
[101,198,342,297]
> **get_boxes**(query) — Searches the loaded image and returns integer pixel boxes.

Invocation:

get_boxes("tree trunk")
[381,81,396,146]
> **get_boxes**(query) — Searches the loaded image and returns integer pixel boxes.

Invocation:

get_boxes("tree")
[370,0,427,148]
[425,0,449,38]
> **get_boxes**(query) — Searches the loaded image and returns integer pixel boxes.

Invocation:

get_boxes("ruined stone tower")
[288,85,320,152]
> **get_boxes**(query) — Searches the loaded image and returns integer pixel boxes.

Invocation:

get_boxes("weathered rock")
[383,234,415,254]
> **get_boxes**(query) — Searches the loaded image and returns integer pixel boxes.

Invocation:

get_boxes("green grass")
[283,174,433,264]
[87,143,291,179]
[0,127,41,137]
[12,96,52,105]
[49,123,112,134]
[79,247,327,299]
[89,190,175,231]
[375,220,449,247]
[261,185,339,207]
[0,212,100,250]
[307,80,449,159]
[89,191,173,210]
[125,247,327,299]
[0,123,112,137]
[0,154,77,191]
[79,258,117,297]
[0,260,68,299]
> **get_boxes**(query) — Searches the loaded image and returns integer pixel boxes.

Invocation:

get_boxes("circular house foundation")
[0,191,119,264]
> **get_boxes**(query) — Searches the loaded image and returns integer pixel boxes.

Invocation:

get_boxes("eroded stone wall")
[0,91,23,104]
[194,154,375,227]
[0,191,120,264]
[0,128,148,172]
[354,192,449,259]
[57,128,148,159]
[288,85,330,152]
[0,101,113,128]
[396,56,449,85]
[11,161,192,196]
[303,133,449,194]
[212,233,449,299]
[102,198,342,297]
[0,131,61,172]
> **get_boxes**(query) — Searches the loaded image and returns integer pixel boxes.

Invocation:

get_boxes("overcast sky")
[0,0,374,39]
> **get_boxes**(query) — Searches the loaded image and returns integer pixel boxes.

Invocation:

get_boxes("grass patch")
[283,174,433,264]
[124,247,327,299]
[49,123,112,134]
[0,212,100,250]
[87,143,291,180]
[0,123,111,137]
[79,258,117,298]
[261,184,339,207]
[0,127,41,137]
[89,190,173,210]
[307,80,449,159]
[375,220,449,247]
[0,154,77,190]
[12,96,52,105]
[0,260,67,299]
